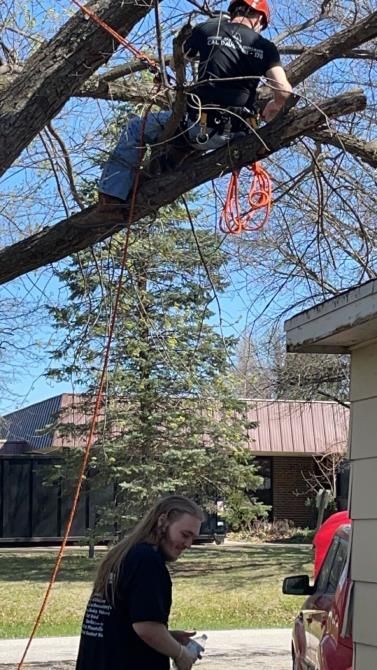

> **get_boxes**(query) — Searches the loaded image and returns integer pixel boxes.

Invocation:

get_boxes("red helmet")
[227,0,270,30]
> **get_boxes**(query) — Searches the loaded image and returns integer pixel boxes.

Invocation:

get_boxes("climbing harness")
[185,102,272,234]
[187,101,260,144]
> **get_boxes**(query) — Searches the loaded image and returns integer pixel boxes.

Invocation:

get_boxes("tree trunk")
[0,0,163,175]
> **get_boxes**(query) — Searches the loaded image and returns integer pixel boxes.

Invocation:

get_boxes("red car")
[283,523,352,670]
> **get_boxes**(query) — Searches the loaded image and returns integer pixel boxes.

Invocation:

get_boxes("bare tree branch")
[279,45,377,61]
[156,22,193,144]
[0,90,366,286]
[285,11,377,87]
[78,77,168,106]
[0,0,161,176]
[307,130,377,169]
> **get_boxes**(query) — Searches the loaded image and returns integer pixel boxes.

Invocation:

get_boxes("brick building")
[0,395,349,536]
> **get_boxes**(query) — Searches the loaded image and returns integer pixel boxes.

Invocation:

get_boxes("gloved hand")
[173,643,197,670]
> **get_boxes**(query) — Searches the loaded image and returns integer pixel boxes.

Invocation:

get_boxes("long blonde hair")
[93,495,203,605]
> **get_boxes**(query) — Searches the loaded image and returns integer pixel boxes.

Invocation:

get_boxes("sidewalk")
[0,629,292,669]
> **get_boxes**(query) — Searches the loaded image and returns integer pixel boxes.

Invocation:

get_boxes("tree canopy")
[0,0,376,289]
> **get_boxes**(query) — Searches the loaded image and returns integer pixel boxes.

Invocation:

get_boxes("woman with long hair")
[76,495,204,670]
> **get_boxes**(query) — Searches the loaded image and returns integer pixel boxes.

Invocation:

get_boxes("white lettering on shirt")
[82,595,112,639]
[207,36,264,59]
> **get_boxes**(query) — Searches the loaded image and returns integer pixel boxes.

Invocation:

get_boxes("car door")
[301,537,348,669]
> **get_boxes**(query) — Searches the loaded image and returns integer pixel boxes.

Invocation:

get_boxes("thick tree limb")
[0,8,374,170]
[285,11,377,87]
[78,78,168,107]
[0,90,366,286]
[307,131,377,169]
[0,0,161,176]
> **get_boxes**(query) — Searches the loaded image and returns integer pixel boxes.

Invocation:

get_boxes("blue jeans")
[98,111,243,201]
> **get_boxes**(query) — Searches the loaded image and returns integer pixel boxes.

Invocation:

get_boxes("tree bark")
[0,90,365,286]
[307,131,377,169]
[0,0,162,175]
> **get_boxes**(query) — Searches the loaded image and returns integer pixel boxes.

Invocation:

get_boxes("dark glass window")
[316,537,348,594]
[254,457,272,512]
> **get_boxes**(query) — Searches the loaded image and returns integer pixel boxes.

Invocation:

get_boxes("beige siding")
[349,398,377,460]
[354,643,377,667]
[350,343,377,668]
[351,520,377,582]
[351,344,377,402]
[350,459,377,518]
[353,582,377,645]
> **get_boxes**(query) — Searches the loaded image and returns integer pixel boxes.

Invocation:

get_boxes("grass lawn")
[0,543,312,638]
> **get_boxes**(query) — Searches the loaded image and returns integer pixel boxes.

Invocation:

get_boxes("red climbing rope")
[17,81,161,670]
[17,5,165,663]
[219,162,272,234]
[70,0,159,71]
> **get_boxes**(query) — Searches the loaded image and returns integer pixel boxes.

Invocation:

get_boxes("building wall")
[349,341,377,668]
[272,456,317,527]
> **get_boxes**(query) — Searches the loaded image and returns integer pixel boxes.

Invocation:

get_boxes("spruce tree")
[48,206,268,535]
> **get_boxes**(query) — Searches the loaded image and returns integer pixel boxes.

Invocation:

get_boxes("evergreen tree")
[48,207,268,535]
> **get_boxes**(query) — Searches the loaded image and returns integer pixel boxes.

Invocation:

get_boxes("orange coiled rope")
[219,162,272,234]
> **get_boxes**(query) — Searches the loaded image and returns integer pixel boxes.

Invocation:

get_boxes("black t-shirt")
[76,543,172,670]
[184,17,281,108]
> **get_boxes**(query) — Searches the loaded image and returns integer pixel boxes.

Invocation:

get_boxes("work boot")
[96,192,128,223]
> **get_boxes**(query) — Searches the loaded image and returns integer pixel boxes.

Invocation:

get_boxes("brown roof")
[0,394,349,456]
[0,395,63,450]
[245,399,349,455]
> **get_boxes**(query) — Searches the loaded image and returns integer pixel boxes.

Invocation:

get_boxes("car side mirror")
[282,575,314,596]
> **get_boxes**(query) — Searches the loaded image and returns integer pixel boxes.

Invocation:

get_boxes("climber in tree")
[97,0,292,220]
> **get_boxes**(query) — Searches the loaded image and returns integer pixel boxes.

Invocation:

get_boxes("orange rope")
[17,81,160,669]
[18,4,164,663]
[219,162,272,234]
[71,0,159,71]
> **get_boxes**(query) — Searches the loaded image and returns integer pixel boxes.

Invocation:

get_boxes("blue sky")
[0,0,357,413]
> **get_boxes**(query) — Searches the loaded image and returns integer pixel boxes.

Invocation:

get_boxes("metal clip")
[223,117,232,137]
[196,111,209,145]
[247,114,259,130]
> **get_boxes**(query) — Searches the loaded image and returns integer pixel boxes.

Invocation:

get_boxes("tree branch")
[285,11,377,87]
[0,0,161,176]
[78,77,168,107]
[307,130,377,169]
[156,22,193,144]
[0,90,366,286]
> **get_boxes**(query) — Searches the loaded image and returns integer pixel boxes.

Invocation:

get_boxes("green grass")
[0,544,312,638]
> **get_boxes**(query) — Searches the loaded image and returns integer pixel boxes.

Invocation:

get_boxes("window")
[316,537,348,594]
[327,540,348,594]
[254,457,272,513]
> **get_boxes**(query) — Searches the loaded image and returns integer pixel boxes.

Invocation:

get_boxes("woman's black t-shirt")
[184,17,281,108]
[76,543,172,670]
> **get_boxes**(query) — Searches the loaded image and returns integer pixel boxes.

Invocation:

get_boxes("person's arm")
[133,622,195,670]
[170,630,196,645]
[262,65,292,122]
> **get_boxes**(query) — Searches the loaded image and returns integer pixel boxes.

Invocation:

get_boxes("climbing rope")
[219,162,272,234]
[17,6,162,659]
[70,0,159,71]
